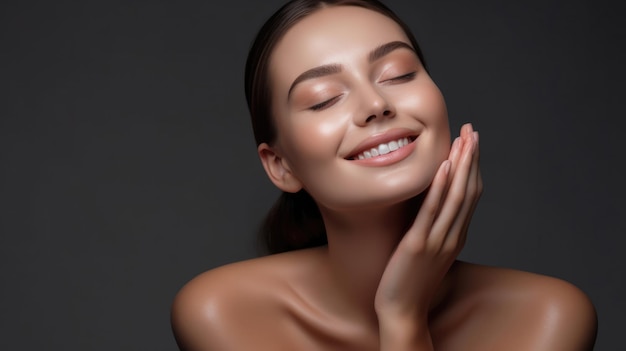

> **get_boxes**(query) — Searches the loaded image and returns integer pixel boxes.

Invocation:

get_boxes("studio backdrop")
[1,0,623,350]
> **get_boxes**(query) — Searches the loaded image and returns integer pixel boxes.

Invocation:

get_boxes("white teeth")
[354,137,411,160]
[388,141,398,151]
[379,144,390,155]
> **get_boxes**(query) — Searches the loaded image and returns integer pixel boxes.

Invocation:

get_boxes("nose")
[354,85,395,126]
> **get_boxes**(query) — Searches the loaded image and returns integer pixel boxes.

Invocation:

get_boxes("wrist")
[378,317,433,351]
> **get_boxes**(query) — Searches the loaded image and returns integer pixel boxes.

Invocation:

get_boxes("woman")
[171,1,597,349]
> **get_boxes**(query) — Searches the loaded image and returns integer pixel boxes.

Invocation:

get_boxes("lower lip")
[348,138,417,167]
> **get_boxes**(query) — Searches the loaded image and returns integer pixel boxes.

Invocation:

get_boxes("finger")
[448,137,462,166]
[402,159,451,251]
[459,132,483,239]
[445,124,472,198]
[444,131,481,251]
[428,131,475,250]
[442,136,463,204]
[448,123,473,181]
[447,125,467,175]
[460,123,474,143]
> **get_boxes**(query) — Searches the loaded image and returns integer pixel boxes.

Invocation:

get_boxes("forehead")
[268,6,411,90]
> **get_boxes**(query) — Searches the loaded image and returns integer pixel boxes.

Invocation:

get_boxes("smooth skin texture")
[171,5,597,351]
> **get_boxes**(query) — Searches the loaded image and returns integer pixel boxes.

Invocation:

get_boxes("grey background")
[1,0,623,350]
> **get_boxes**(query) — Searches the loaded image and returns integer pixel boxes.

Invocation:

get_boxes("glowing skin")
[172,5,598,351]
[263,6,450,211]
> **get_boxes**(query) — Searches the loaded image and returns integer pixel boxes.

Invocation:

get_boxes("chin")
[316,169,436,212]
[370,178,432,208]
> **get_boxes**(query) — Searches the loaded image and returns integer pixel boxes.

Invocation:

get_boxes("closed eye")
[309,95,341,111]
[386,71,417,83]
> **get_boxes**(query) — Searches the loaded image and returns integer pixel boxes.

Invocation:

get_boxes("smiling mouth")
[348,136,417,160]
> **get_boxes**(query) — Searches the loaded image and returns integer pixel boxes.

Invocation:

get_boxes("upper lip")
[345,128,419,159]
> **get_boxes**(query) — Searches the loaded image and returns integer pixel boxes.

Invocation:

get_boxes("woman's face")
[264,5,450,211]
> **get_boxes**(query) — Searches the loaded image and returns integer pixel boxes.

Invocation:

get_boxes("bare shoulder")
[171,249,321,351]
[441,261,598,350]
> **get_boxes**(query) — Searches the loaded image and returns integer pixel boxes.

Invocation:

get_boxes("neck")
[319,196,422,327]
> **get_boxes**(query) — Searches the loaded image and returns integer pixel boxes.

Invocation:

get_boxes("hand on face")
[374,123,482,344]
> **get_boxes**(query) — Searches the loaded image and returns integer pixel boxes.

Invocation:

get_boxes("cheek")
[277,113,348,175]
[399,80,450,149]
[400,81,448,124]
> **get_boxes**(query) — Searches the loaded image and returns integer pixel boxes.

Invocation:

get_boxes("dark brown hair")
[244,0,427,254]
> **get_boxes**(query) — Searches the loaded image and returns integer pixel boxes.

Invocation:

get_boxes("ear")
[258,142,303,193]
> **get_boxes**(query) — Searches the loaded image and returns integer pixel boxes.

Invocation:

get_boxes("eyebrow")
[368,41,415,63]
[287,64,342,98]
[287,40,415,99]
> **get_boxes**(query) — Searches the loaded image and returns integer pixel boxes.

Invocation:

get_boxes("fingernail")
[473,131,479,142]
